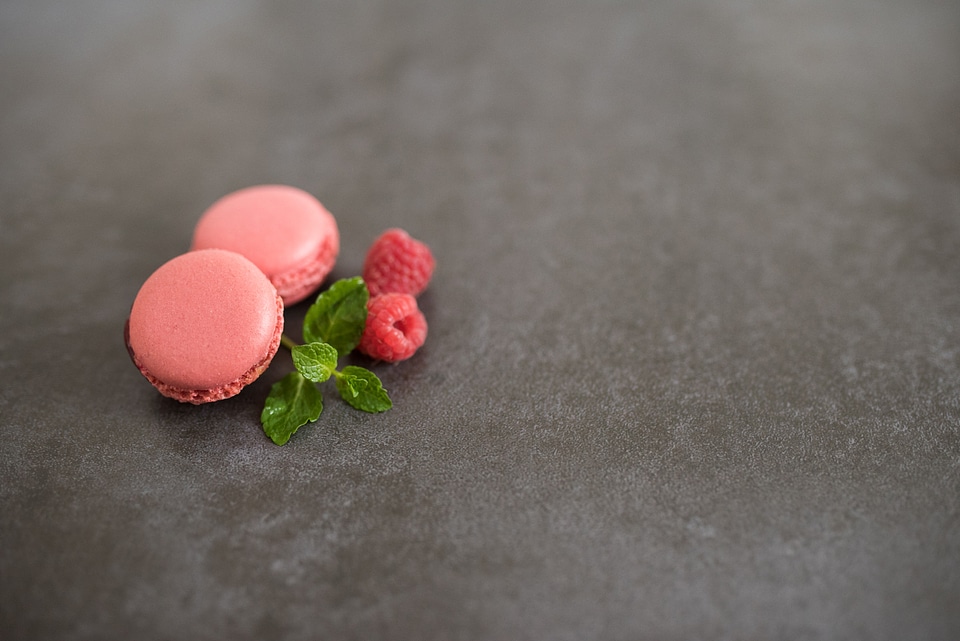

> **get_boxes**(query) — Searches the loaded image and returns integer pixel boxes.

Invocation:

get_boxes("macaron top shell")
[127,249,282,391]
[191,185,339,299]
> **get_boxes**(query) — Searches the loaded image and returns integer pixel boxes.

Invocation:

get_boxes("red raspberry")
[358,293,428,362]
[362,228,435,297]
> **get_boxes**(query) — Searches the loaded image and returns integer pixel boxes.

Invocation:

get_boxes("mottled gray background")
[2,0,959,639]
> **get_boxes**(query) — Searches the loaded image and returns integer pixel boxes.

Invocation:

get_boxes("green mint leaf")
[335,366,392,413]
[291,341,339,383]
[339,374,369,398]
[260,371,323,446]
[302,277,369,357]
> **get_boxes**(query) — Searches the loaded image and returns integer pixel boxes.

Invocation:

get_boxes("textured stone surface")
[2,0,959,639]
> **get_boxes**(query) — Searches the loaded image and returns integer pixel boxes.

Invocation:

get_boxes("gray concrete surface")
[2,0,959,639]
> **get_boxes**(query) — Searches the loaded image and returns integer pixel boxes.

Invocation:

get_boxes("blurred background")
[2,1,959,639]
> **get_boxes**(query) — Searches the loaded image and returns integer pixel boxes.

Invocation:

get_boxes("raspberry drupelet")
[358,293,428,362]
[362,228,435,297]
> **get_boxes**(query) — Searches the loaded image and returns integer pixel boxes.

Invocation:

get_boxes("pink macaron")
[191,185,340,305]
[125,249,284,404]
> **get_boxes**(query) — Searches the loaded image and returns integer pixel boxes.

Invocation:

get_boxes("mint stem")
[280,334,298,351]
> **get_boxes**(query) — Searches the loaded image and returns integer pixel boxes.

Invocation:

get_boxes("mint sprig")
[260,278,392,445]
